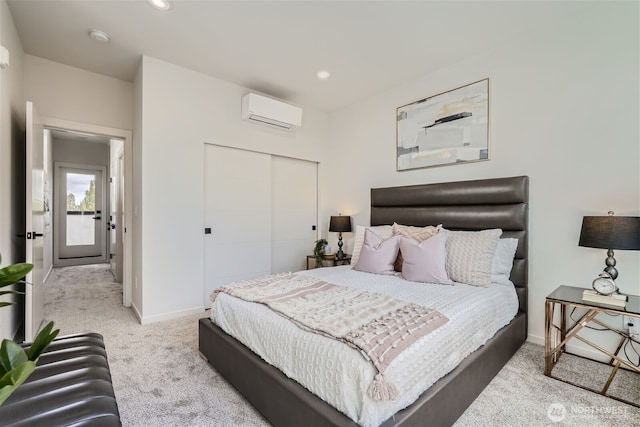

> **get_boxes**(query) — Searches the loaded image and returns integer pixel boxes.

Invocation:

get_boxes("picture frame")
[396,78,489,171]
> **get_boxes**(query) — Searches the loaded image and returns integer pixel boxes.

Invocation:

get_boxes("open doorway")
[41,117,132,307]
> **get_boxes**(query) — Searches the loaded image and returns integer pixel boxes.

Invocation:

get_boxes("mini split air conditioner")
[241,93,303,130]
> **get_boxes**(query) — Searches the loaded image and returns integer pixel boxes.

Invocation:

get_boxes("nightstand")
[306,255,351,270]
[544,285,640,407]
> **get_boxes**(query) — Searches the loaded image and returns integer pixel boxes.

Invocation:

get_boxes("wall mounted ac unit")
[241,93,303,130]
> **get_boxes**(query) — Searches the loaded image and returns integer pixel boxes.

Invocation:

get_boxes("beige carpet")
[43,264,640,427]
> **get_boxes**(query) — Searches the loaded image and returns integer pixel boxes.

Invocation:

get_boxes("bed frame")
[199,175,529,426]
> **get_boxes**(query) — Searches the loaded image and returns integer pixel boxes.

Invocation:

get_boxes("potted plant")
[313,239,328,268]
[0,253,59,406]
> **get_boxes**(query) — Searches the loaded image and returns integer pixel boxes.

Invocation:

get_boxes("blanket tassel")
[367,374,398,401]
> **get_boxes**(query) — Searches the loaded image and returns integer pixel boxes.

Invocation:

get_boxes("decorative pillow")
[399,232,452,284]
[353,229,401,275]
[445,228,502,287]
[392,223,442,242]
[491,238,519,286]
[392,223,442,272]
[350,225,393,266]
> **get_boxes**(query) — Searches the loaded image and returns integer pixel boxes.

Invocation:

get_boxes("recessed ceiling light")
[89,29,110,43]
[148,0,171,11]
[316,70,331,80]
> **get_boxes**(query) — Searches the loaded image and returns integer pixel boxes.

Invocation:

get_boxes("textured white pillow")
[353,229,401,275]
[350,225,393,267]
[392,223,442,242]
[491,238,518,286]
[445,228,502,287]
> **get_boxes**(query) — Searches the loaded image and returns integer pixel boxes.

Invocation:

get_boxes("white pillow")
[350,225,393,267]
[445,228,502,287]
[491,238,518,286]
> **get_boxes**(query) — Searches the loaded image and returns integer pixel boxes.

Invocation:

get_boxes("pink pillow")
[399,232,452,284]
[353,229,401,275]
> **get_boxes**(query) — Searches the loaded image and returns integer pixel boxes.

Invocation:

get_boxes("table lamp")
[329,215,351,260]
[578,211,640,280]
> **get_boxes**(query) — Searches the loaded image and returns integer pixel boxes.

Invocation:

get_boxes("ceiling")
[7,1,592,112]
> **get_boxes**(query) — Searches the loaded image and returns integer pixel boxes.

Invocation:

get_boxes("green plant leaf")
[0,302,13,308]
[0,290,24,297]
[0,340,28,374]
[27,321,59,360]
[0,361,37,406]
[0,263,33,288]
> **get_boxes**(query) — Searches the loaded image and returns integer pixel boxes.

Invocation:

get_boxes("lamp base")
[604,249,618,280]
[336,233,345,260]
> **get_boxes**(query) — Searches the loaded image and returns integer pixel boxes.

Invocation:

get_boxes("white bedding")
[210,266,519,427]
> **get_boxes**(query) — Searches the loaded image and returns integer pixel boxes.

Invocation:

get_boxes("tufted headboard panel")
[371,176,529,314]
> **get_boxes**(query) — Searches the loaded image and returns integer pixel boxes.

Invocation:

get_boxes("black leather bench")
[0,333,121,426]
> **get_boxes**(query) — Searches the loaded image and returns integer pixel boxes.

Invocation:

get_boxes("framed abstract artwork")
[396,79,489,171]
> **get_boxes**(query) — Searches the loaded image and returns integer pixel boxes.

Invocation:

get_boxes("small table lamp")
[329,215,351,260]
[578,212,640,280]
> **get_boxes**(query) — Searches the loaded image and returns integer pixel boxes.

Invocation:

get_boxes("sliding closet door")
[204,145,318,304]
[203,145,272,303]
[271,156,317,274]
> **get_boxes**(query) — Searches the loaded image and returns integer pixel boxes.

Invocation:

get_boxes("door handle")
[19,232,43,239]
[93,216,102,220]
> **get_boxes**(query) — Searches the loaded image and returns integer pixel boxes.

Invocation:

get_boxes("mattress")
[210,266,518,427]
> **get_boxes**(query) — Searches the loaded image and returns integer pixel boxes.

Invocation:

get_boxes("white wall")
[24,55,133,131]
[324,3,639,352]
[52,138,110,167]
[0,0,25,340]
[132,60,143,315]
[134,56,329,322]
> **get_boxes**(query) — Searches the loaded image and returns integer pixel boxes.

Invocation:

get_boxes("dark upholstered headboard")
[370,176,529,314]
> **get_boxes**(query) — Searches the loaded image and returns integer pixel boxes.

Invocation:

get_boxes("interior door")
[271,157,318,273]
[203,145,272,304]
[109,153,124,281]
[25,101,45,341]
[55,164,106,262]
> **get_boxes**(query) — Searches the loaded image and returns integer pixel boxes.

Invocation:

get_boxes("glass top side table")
[544,285,640,407]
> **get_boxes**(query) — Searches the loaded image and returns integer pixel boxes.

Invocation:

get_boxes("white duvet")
[210,266,518,427]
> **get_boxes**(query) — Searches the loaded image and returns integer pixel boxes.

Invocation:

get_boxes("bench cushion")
[0,333,121,426]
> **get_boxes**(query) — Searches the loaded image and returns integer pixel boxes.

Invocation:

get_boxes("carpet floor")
[43,264,640,426]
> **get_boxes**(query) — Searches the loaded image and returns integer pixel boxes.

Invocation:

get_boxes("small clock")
[592,272,618,296]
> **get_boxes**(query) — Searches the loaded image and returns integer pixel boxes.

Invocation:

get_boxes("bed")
[199,175,529,426]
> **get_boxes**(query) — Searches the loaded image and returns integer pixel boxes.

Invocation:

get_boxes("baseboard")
[527,334,544,347]
[528,333,638,370]
[529,333,609,362]
[130,301,143,323]
[139,306,206,325]
[42,265,53,285]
